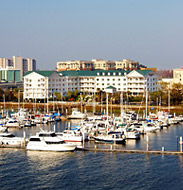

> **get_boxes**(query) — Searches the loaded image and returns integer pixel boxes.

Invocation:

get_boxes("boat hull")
[93,137,125,144]
[26,142,76,152]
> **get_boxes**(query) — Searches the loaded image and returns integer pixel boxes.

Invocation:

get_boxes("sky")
[0,0,183,70]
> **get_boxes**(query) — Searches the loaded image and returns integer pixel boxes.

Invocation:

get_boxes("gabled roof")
[106,85,116,89]
[135,70,153,76]
[24,69,155,78]
[24,71,55,77]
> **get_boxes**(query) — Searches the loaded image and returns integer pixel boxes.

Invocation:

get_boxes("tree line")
[1,82,183,106]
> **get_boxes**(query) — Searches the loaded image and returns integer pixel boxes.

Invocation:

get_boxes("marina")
[1,118,183,190]
[1,108,183,154]
[1,105,183,190]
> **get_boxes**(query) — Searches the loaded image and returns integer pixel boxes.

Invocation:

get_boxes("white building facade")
[24,71,62,100]
[24,70,159,100]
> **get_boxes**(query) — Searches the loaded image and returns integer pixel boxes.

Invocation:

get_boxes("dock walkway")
[80,147,183,156]
[1,144,183,156]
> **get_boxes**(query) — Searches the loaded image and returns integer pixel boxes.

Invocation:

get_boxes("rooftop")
[24,69,155,77]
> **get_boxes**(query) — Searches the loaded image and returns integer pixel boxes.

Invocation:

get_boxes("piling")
[82,133,85,148]
[180,137,182,152]
[146,135,149,151]
[177,136,179,151]
[23,131,26,147]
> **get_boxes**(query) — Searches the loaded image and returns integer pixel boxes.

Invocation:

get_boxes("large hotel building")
[57,59,142,71]
[24,69,158,100]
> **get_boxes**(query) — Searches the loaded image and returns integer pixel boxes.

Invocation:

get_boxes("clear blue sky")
[0,0,182,70]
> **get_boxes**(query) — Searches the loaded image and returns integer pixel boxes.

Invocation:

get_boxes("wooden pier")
[0,144,26,149]
[1,144,183,156]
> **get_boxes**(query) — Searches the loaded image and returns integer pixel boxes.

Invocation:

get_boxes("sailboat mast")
[146,88,148,119]
[168,88,170,113]
[106,93,108,119]
[120,92,123,117]
[101,92,103,114]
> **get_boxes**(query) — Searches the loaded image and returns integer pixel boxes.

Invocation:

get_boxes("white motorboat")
[124,128,141,139]
[5,118,21,128]
[143,122,157,133]
[67,108,87,119]
[116,127,141,139]
[0,132,27,146]
[93,132,126,144]
[57,129,86,142]
[26,130,76,152]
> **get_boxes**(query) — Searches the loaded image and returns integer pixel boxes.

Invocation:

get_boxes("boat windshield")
[0,134,15,137]
[29,138,41,141]
[39,133,57,137]
[45,141,65,144]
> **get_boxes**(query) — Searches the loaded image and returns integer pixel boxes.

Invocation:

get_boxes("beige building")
[57,60,94,71]
[57,59,141,71]
[92,59,116,70]
[0,56,36,80]
[115,59,139,70]
[173,68,183,84]
[159,78,174,89]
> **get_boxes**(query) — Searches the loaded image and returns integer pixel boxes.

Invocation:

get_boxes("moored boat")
[67,108,87,119]
[0,132,27,146]
[26,130,76,152]
[5,118,21,128]
[57,129,85,142]
[93,132,126,144]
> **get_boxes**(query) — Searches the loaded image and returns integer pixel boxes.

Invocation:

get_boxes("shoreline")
[0,102,183,115]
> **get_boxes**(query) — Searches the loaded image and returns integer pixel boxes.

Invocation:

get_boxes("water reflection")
[26,150,75,170]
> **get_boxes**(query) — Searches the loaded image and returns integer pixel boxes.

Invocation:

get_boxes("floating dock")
[1,144,183,156]
[79,147,183,156]
[0,144,26,149]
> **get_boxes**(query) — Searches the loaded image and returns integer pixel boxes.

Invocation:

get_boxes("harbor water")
[1,121,183,190]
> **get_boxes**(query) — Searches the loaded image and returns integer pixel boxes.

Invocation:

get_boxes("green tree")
[66,90,73,100]
[54,92,61,101]
[170,83,183,105]
[150,82,169,105]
